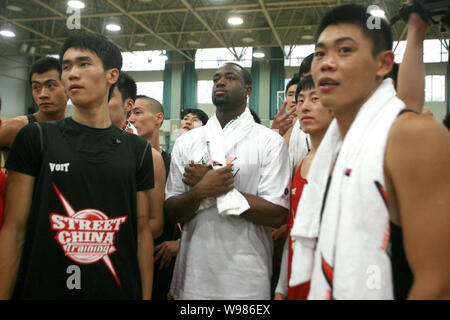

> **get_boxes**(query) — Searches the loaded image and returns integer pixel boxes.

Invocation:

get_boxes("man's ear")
[245,85,252,97]
[107,68,120,86]
[375,50,394,79]
[156,112,164,127]
[124,99,134,114]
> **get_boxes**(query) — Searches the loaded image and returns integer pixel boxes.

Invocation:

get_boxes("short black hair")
[295,75,316,103]
[59,33,122,71]
[112,71,137,102]
[222,62,252,87]
[299,53,314,79]
[29,56,61,84]
[181,108,209,125]
[285,75,300,95]
[386,62,399,89]
[316,4,393,58]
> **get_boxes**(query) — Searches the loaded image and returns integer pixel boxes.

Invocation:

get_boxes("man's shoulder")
[252,123,287,145]
[1,116,29,131]
[387,111,449,160]
[174,127,205,146]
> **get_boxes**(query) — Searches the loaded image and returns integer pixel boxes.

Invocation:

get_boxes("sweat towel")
[198,108,255,216]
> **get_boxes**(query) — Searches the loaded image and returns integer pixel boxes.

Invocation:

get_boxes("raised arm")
[385,113,450,299]
[0,171,35,299]
[396,0,430,112]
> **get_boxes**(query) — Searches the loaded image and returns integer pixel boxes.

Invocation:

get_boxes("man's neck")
[335,81,381,139]
[149,130,161,152]
[215,104,246,128]
[309,129,327,154]
[34,108,66,122]
[72,99,111,128]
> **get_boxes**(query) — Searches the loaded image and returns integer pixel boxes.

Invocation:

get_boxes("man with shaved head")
[129,95,165,154]
[128,95,176,300]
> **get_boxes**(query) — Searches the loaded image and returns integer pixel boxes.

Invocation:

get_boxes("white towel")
[290,79,404,299]
[199,107,254,216]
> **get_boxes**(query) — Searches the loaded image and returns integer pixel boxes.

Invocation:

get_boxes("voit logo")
[49,183,127,287]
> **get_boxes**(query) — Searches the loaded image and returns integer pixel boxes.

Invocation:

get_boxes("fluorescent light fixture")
[228,16,243,25]
[135,42,146,47]
[68,1,85,9]
[301,34,314,40]
[6,5,23,12]
[106,23,121,32]
[242,37,254,43]
[369,8,385,18]
[0,30,15,38]
[253,50,265,58]
[187,39,199,45]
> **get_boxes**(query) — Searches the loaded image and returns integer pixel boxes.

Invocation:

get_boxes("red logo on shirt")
[49,183,127,287]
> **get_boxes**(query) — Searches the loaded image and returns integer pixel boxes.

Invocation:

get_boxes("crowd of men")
[0,2,448,300]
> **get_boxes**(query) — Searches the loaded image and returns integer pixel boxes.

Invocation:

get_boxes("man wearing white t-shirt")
[165,63,291,300]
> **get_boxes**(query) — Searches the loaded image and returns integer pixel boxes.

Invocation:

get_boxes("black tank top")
[390,222,414,299]
[389,108,417,300]
[10,118,154,299]
[26,114,38,123]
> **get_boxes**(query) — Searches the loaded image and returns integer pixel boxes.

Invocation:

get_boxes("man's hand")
[272,224,287,241]
[154,240,180,270]
[182,161,210,187]
[407,0,430,33]
[274,292,288,300]
[193,166,234,199]
[271,101,296,136]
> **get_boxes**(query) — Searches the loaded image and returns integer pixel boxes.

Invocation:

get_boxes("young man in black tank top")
[305,2,449,299]
[0,33,160,299]
[0,57,67,152]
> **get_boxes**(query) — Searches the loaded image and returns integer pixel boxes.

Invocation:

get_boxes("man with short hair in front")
[0,33,160,300]
[165,62,291,300]
[289,4,450,300]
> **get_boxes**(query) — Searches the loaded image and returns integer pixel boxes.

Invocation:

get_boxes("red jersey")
[287,159,310,300]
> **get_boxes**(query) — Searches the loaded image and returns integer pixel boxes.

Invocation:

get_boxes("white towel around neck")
[199,107,255,216]
[290,79,404,299]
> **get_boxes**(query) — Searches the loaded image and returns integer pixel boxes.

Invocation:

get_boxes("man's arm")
[0,170,35,299]
[148,148,165,239]
[0,118,28,149]
[165,166,234,224]
[396,0,430,112]
[136,190,154,300]
[241,194,288,228]
[386,113,450,299]
[182,161,289,228]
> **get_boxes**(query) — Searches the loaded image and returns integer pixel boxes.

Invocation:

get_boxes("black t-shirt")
[6,117,154,299]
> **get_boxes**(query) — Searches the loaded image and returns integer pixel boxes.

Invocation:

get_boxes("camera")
[392,0,450,32]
